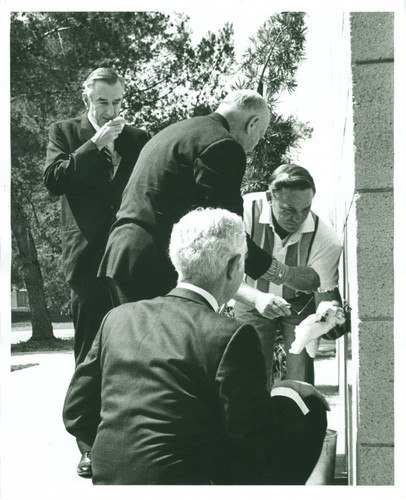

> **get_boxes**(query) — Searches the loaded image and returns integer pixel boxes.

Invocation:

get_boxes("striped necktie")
[102,146,114,178]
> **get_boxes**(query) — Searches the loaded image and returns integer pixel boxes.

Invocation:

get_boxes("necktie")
[102,146,114,178]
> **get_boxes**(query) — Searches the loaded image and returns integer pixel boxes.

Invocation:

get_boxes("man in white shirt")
[235,164,344,388]
[63,207,329,485]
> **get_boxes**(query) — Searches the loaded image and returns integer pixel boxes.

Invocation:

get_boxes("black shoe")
[77,451,92,478]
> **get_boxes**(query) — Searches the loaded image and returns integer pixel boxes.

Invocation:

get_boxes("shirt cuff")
[317,283,339,293]
[90,137,103,151]
[270,387,309,415]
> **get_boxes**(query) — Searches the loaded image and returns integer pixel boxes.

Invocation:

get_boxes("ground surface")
[2,325,345,497]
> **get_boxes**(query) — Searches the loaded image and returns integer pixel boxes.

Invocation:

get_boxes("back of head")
[269,163,316,194]
[216,90,270,153]
[83,67,124,96]
[169,208,246,287]
[216,89,268,115]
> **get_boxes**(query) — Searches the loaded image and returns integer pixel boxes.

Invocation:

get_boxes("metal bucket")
[306,429,338,485]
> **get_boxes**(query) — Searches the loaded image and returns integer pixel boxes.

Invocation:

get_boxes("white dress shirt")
[176,282,219,312]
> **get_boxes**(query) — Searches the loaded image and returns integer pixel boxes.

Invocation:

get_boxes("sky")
[187,9,338,218]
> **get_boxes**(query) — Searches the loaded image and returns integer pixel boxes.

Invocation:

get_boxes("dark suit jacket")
[44,114,150,282]
[98,113,271,299]
[63,287,287,485]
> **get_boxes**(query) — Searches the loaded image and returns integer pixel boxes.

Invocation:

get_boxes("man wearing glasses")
[234,164,343,388]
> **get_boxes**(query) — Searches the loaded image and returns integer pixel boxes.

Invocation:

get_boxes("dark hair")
[268,164,316,194]
[83,68,124,95]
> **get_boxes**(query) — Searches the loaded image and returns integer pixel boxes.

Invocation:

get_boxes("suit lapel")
[166,287,215,311]
[113,125,138,185]
[79,113,96,143]
[114,125,132,159]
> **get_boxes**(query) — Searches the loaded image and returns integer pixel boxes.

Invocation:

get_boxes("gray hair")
[83,67,124,96]
[217,89,268,113]
[169,208,246,285]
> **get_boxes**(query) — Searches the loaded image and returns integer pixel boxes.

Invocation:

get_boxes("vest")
[245,195,319,314]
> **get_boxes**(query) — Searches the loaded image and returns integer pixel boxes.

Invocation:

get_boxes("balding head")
[216,90,270,153]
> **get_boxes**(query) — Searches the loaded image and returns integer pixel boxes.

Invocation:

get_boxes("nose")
[105,103,116,119]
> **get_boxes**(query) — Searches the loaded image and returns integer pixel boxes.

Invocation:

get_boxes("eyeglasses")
[288,296,314,316]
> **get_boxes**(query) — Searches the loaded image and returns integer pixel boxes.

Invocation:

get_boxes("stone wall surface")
[350,11,394,485]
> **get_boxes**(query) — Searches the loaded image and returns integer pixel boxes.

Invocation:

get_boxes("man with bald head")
[99,90,310,318]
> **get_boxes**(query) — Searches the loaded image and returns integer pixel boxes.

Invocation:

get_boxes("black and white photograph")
[1,0,405,498]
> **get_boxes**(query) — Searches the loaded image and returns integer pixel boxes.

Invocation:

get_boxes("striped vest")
[245,196,319,313]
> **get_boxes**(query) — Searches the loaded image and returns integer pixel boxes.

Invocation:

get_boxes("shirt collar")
[177,282,219,312]
[211,112,230,132]
[258,192,315,235]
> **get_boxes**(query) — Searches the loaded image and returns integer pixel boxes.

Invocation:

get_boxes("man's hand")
[234,283,291,320]
[273,379,331,410]
[92,117,126,149]
[254,291,291,320]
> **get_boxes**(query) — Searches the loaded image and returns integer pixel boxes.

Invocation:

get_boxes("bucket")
[306,429,338,485]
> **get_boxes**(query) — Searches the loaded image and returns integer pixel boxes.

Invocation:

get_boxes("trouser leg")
[282,316,315,384]
[268,395,327,484]
[69,277,113,366]
[69,277,113,455]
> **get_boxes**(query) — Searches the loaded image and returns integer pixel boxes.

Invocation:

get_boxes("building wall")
[350,11,394,485]
[333,12,394,485]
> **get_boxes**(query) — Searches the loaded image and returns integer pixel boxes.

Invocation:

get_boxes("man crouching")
[63,207,328,485]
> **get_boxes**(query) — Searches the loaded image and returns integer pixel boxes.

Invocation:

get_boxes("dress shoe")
[77,451,92,478]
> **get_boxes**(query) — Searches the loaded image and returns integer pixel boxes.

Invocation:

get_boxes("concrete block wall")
[350,12,394,485]
[330,11,394,485]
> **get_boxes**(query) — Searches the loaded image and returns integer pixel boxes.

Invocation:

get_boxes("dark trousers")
[69,277,113,366]
[227,394,327,485]
[69,277,113,455]
[267,394,327,484]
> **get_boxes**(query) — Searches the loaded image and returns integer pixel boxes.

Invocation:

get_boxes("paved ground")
[2,328,344,498]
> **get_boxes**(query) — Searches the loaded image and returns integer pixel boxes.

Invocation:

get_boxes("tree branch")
[22,25,72,52]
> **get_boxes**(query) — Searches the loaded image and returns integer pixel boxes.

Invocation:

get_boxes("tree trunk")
[11,190,55,340]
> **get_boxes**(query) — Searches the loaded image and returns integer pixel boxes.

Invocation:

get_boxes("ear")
[246,115,259,134]
[82,92,89,109]
[226,254,241,280]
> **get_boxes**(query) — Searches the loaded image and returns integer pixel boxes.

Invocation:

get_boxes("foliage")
[10,12,235,315]
[11,337,74,353]
[11,363,40,372]
[235,12,313,193]
[242,114,313,193]
[11,11,313,319]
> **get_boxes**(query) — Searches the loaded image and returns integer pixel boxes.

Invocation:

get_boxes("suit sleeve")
[216,324,289,442]
[193,139,272,278]
[193,138,245,216]
[44,122,102,196]
[62,326,103,448]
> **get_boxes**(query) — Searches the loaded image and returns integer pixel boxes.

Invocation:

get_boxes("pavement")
[1,328,345,498]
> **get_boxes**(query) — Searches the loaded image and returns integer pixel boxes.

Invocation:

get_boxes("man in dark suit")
[44,67,149,476]
[98,90,317,319]
[63,207,328,485]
